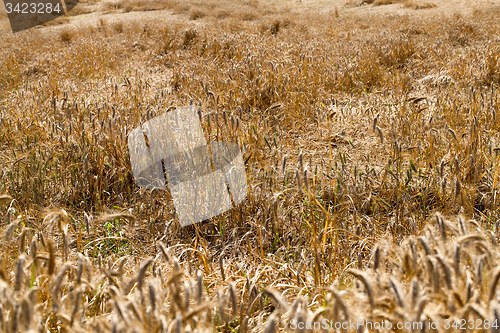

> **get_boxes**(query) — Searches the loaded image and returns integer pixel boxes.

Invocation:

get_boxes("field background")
[2,0,500,332]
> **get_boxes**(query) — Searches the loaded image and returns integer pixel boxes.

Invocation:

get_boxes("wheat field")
[1,0,500,331]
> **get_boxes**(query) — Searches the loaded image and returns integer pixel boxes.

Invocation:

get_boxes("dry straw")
[1,1,500,331]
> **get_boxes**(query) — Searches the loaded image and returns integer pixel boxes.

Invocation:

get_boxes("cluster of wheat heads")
[257,213,500,333]
[0,203,215,332]
[2,194,500,332]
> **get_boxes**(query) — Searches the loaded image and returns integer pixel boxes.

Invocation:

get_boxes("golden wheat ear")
[0,195,13,205]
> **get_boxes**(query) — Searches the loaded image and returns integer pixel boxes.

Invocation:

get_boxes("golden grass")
[1,0,500,331]
[1,208,500,331]
[403,1,436,10]
[348,0,436,8]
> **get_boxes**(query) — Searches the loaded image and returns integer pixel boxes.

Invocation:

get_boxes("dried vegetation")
[1,0,500,331]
